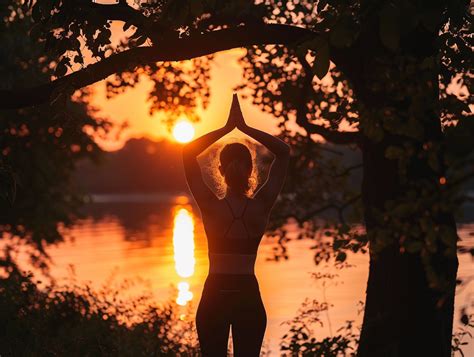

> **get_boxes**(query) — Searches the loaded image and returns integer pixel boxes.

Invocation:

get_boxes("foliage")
[237,0,473,290]
[0,265,199,357]
[280,270,359,356]
[281,273,473,357]
[281,298,359,356]
[0,1,113,269]
[452,312,474,357]
[265,130,366,263]
[25,0,215,123]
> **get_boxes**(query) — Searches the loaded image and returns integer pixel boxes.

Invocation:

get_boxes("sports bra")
[222,197,251,239]
[207,197,262,275]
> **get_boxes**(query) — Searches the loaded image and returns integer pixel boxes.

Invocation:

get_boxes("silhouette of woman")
[182,93,290,356]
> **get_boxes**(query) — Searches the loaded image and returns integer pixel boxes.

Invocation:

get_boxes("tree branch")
[0,24,315,109]
[300,194,361,223]
[333,163,363,177]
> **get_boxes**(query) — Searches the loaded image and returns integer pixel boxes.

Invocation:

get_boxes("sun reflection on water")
[176,281,193,306]
[172,207,195,306]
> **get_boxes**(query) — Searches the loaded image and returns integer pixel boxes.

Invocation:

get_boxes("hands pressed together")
[183,92,289,160]
[224,93,248,132]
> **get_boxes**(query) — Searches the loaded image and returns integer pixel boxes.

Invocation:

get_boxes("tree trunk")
[357,138,459,357]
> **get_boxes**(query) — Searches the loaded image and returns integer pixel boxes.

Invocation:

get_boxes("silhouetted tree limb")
[0,24,316,109]
[301,194,361,223]
[333,163,363,177]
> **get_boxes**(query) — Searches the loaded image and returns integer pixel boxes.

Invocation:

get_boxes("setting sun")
[172,121,195,143]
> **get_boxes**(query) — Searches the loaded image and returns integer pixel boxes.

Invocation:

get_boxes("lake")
[31,194,473,355]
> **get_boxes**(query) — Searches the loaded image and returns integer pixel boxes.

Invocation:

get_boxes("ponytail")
[224,160,251,195]
[219,142,256,196]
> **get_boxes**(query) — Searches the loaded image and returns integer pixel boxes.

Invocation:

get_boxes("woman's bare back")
[201,195,269,244]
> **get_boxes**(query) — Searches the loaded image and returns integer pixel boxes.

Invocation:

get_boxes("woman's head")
[219,142,255,196]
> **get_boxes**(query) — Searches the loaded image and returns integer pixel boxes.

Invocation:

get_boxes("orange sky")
[89,49,279,151]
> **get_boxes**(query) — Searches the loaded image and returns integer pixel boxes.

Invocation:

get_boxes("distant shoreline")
[87,192,192,204]
[82,191,474,223]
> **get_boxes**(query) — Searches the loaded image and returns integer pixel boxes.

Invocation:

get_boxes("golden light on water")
[172,120,195,143]
[173,208,196,278]
[172,207,196,306]
[176,281,193,306]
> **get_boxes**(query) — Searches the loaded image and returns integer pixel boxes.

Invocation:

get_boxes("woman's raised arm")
[242,125,290,207]
[182,97,239,206]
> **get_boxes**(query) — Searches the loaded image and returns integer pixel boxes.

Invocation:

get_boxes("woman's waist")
[208,253,257,275]
[206,235,261,255]
[204,272,259,291]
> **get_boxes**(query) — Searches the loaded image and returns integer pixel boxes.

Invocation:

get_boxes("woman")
[182,93,290,356]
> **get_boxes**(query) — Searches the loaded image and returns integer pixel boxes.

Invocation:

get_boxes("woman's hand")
[225,93,247,131]
[224,109,237,131]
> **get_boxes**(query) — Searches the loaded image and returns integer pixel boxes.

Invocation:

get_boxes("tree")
[0,1,112,271]
[1,1,472,356]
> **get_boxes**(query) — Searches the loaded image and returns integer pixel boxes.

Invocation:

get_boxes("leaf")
[312,41,330,80]
[31,3,42,22]
[317,0,328,13]
[55,58,69,77]
[335,252,347,262]
[130,29,143,40]
[74,55,83,64]
[333,239,345,250]
[123,22,133,32]
[134,35,148,47]
[379,2,399,51]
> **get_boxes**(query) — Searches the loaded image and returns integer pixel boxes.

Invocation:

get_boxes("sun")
[172,120,195,143]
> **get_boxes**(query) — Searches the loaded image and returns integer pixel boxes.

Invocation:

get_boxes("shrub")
[0,267,199,357]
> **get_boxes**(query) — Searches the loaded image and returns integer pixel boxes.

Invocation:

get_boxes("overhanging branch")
[300,194,361,223]
[0,24,315,109]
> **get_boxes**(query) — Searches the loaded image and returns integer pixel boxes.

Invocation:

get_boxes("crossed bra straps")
[207,197,262,275]
[222,197,251,239]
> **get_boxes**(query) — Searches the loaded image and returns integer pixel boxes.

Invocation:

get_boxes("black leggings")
[196,274,267,356]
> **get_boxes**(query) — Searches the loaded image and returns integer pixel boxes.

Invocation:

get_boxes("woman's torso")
[200,196,269,276]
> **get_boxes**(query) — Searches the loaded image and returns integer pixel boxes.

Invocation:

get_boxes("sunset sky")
[89,49,279,151]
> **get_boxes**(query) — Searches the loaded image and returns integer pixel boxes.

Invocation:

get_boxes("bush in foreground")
[0,267,199,357]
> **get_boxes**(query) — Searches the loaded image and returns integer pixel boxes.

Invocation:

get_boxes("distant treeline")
[74,138,189,194]
[73,137,363,195]
[73,137,473,221]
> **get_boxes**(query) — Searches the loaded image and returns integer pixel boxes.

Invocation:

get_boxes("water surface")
[41,195,473,355]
